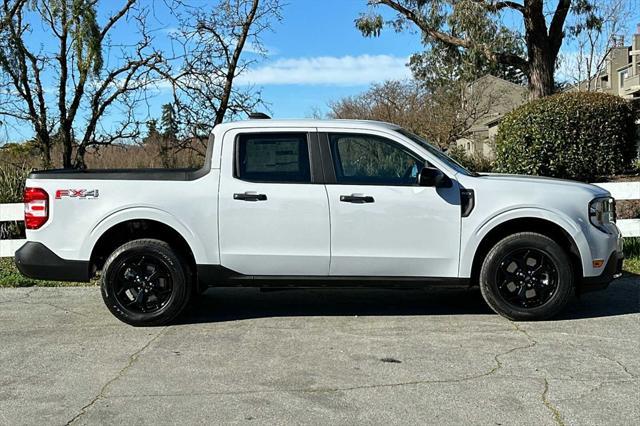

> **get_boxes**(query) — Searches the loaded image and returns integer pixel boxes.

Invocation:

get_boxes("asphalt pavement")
[0,278,638,425]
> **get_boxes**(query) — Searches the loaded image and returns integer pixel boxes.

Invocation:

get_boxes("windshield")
[395,128,478,177]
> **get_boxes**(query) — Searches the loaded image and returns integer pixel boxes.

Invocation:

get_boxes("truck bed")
[28,168,208,181]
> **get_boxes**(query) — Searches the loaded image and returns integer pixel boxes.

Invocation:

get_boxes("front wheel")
[479,232,574,321]
[101,239,191,326]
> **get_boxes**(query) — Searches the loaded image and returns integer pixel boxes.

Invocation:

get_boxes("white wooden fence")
[1,203,25,257]
[2,182,640,257]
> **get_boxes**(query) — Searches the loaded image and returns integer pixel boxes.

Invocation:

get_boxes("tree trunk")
[62,133,73,169]
[528,49,555,99]
[36,131,51,169]
[523,0,565,100]
[40,142,51,169]
[75,144,86,169]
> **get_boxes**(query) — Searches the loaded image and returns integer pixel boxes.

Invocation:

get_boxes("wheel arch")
[88,218,199,279]
[465,216,586,286]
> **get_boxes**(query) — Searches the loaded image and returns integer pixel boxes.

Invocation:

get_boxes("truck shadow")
[177,275,639,325]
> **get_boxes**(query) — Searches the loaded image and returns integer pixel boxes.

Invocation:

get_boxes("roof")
[467,74,528,93]
[213,119,402,133]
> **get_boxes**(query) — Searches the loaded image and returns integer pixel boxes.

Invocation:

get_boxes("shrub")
[494,92,637,181]
[0,161,30,204]
[0,161,30,240]
[447,145,494,173]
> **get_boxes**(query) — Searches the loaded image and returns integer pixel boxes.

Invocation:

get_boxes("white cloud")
[236,54,411,86]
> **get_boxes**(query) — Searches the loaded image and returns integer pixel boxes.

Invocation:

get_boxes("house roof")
[467,74,528,93]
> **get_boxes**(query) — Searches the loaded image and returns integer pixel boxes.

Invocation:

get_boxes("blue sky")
[148,0,422,120]
[233,0,420,118]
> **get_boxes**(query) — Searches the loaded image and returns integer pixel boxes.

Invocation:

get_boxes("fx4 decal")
[55,189,100,199]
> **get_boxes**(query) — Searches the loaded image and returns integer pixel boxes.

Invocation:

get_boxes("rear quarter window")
[235,133,311,183]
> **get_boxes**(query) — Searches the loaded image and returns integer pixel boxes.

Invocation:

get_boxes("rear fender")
[81,207,212,264]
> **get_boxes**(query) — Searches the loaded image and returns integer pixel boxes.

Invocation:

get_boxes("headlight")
[589,197,616,231]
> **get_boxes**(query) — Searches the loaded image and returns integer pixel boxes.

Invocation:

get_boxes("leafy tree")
[160,104,179,140]
[158,103,180,167]
[356,0,601,99]
[406,3,525,89]
[145,119,160,139]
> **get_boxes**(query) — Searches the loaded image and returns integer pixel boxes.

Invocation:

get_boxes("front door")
[218,129,330,276]
[322,131,461,277]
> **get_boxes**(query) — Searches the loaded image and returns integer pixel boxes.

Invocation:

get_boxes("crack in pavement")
[64,327,168,425]
[106,377,637,400]
[102,322,540,400]
[596,353,637,378]
[520,328,638,423]
[555,378,638,404]
[510,323,565,426]
[542,378,565,426]
[11,299,89,317]
[0,287,38,304]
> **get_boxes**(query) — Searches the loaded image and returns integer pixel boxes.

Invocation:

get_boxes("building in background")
[454,75,527,159]
[573,25,640,99]
[456,25,640,159]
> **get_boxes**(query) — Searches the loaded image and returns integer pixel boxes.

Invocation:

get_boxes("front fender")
[458,207,590,278]
[80,206,210,264]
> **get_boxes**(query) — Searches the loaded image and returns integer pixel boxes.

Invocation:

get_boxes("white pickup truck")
[15,119,623,325]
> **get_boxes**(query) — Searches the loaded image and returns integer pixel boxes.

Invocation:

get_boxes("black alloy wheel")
[479,232,574,321]
[496,248,558,309]
[112,254,174,314]
[101,239,191,326]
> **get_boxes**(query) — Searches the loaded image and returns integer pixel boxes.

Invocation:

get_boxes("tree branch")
[471,0,525,14]
[214,0,259,125]
[100,0,136,41]
[375,0,528,72]
[548,0,571,55]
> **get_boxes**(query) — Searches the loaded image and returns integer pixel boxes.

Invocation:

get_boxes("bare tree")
[328,79,505,150]
[165,0,282,156]
[0,0,165,168]
[562,0,633,90]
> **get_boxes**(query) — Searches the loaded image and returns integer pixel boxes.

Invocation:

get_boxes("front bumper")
[579,251,623,293]
[14,242,90,282]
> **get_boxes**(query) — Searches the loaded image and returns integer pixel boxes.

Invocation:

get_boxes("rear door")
[218,128,330,275]
[320,129,461,278]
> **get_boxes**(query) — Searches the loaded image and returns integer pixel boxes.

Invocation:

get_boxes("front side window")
[395,128,478,177]
[236,133,311,183]
[329,133,424,185]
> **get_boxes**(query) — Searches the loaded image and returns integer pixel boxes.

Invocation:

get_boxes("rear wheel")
[101,239,191,326]
[479,232,574,321]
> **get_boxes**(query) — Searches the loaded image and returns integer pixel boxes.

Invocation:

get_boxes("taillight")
[24,187,49,229]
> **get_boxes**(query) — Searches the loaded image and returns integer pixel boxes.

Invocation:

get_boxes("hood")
[474,173,610,197]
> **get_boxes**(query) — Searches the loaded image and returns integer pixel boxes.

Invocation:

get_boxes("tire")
[101,239,191,326]
[479,232,574,321]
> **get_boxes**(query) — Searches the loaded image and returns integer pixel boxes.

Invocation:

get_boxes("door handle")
[340,194,374,204]
[234,192,267,201]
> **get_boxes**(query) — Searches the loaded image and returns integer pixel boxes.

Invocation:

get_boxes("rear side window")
[236,133,311,183]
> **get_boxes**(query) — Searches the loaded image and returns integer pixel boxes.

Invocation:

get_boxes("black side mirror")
[418,167,451,187]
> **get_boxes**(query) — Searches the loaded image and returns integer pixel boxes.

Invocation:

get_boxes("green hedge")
[495,92,637,181]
